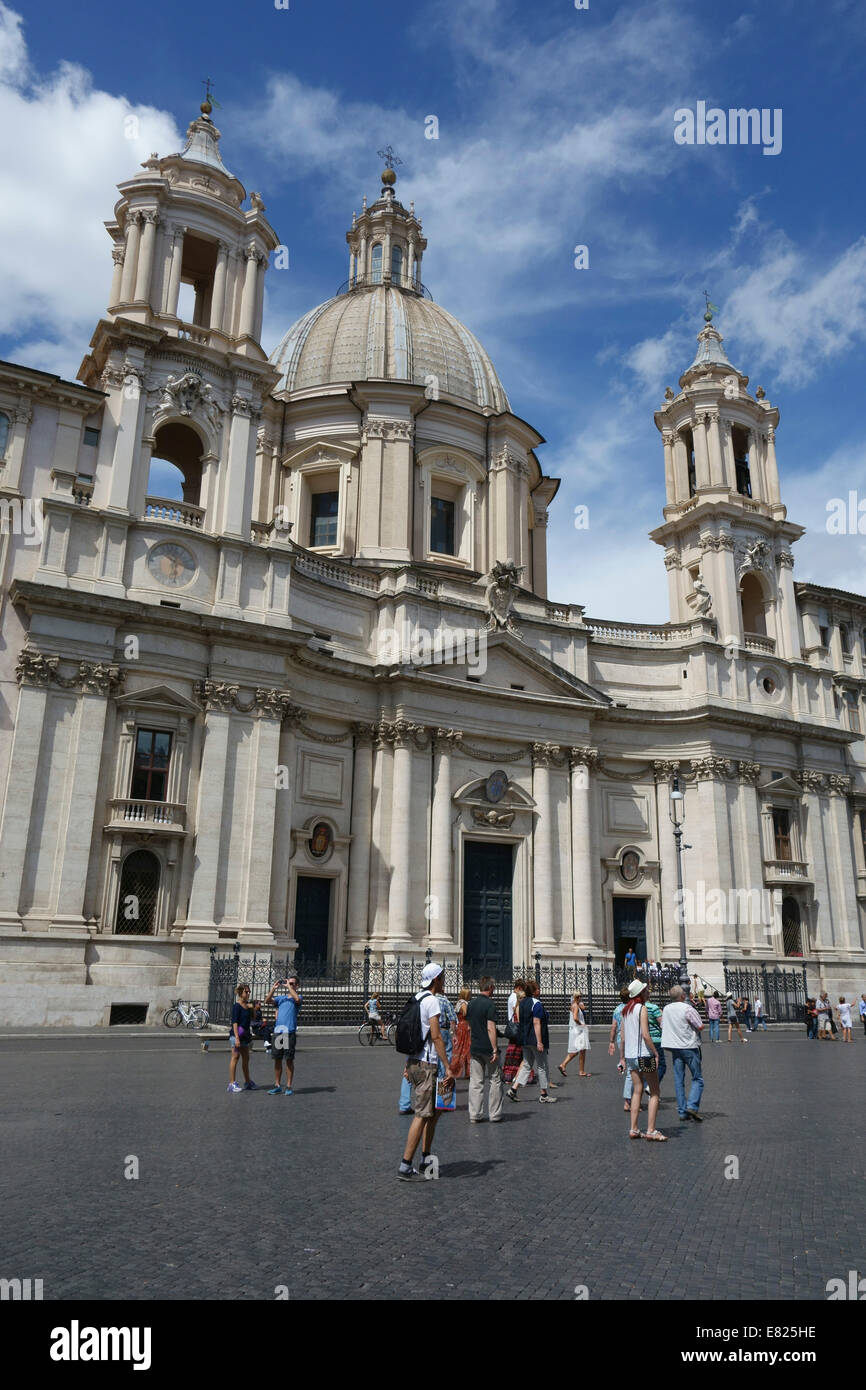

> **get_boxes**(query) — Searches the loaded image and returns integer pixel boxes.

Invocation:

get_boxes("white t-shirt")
[661,1001,703,1049]
[507,991,518,1021]
[416,991,441,1063]
[623,1003,650,1059]
[754,998,763,1016]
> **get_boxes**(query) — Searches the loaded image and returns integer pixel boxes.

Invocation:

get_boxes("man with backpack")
[396,961,457,1181]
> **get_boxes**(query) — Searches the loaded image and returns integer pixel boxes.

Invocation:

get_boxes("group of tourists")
[226,977,302,1094]
[805,991,861,1041]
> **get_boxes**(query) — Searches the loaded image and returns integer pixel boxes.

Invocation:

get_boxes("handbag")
[504,1018,521,1043]
[637,1052,657,1074]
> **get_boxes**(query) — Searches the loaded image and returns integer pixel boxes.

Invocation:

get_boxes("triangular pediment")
[410,630,610,706]
[761,774,804,797]
[115,684,201,715]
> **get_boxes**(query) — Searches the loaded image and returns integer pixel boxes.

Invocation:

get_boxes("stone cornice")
[16,647,124,696]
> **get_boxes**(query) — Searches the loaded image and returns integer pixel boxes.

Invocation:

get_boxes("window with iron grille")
[309,491,338,547]
[772,808,792,860]
[115,850,159,935]
[131,728,172,802]
[782,896,802,956]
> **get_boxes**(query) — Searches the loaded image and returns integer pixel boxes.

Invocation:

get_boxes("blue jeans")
[707,1019,720,1042]
[754,1015,767,1030]
[670,1048,704,1115]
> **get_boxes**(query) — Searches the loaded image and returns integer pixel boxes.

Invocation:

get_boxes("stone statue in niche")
[691,573,713,617]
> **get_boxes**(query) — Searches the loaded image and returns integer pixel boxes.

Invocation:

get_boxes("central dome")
[270,283,510,412]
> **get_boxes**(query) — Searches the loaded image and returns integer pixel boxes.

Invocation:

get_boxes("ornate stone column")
[765,425,781,504]
[239,689,294,941]
[210,241,230,332]
[775,548,801,661]
[134,211,159,305]
[661,429,676,504]
[653,761,681,953]
[386,719,416,948]
[429,728,461,947]
[706,409,724,486]
[570,746,600,949]
[118,211,142,303]
[345,724,375,948]
[184,681,237,937]
[269,709,299,940]
[163,224,185,317]
[693,413,711,489]
[50,662,124,932]
[239,245,263,339]
[108,244,125,309]
[671,431,690,500]
[532,743,559,948]
[0,651,55,926]
[827,776,860,953]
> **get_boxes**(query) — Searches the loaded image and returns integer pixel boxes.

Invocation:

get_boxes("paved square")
[0,1028,863,1301]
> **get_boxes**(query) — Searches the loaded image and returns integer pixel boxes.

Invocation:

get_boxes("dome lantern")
[344,151,427,294]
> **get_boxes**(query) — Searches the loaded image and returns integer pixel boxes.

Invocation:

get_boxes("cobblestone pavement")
[0,1028,863,1301]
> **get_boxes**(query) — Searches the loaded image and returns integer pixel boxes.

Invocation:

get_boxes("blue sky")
[2,0,865,619]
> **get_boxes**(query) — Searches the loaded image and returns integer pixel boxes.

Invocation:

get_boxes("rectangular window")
[83,427,100,447]
[772,808,792,861]
[430,496,456,555]
[130,728,172,802]
[846,691,861,733]
[309,491,338,547]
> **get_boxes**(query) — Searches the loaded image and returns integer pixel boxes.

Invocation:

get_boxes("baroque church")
[0,102,864,1024]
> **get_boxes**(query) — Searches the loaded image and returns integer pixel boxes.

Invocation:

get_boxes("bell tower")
[650,309,804,660]
[77,97,281,546]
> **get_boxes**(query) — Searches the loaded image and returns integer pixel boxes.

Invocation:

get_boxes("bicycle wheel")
[386,1024,396,1045]
[193,1007,210,1030]
[163,1008,182,1028]
[357,1023,375,1046]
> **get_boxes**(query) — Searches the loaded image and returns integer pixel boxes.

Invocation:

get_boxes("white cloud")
[0,3,178,375]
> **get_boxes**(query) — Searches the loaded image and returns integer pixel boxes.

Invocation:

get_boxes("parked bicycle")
[163,999,210,1030]
[357,1012,395,1046]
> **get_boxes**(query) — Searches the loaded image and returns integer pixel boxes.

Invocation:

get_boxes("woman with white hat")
[619,979,665,1140]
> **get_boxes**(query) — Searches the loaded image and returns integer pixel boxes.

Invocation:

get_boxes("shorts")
[818,1017,833,1033]
[273,1029,297,1059]
[407,1060,438,1117]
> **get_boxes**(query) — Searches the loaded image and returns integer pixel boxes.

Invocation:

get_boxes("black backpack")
[395,990,432,1057]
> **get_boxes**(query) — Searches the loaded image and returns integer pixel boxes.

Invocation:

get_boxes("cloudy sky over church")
[2,0,865,619]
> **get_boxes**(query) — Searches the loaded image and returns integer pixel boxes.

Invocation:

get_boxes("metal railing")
[723,961,807,1023]
[208,948,703,1028]
[335,273,432,300]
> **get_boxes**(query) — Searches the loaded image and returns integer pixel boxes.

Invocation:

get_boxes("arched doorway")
[781,896,802,957]
[740,572,767,637]
[115,850,160,935]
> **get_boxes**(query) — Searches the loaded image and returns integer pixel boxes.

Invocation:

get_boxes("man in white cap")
[398,962,457,1182]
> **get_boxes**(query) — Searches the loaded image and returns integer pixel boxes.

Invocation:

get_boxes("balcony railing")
[764,858,809,879]
[744,632,776,654]
[144,496,205,529]
[335,272,432,300]
[107,799,186,831]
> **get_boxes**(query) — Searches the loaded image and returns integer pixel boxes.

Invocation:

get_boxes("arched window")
[370,243,383,284]
[391,245,403,285]
[682,426,696,497]
[732,426,751,497]
[740,572,766,636]
[146,422,203,510]
[781,896,802,957]
[0,411,10,460]
[115,850,160,935]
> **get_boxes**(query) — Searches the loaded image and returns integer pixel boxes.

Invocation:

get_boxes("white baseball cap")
[420,961,444,987]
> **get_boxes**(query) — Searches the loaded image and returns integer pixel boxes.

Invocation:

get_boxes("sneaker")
[398,1109,413,1115]
[226,1083,243,1093]
[398,1167,421,1181]
[267,1086,282,1095]
[469,1117,487,1124]
[506,1088,518,1103]
[686,1109,703,1123]
[539,1093,558,1104]
[243,1081,258,1090]
[283,1088,294,1095]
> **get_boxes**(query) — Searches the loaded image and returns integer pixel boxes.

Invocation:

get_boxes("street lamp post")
[669,776,691,989]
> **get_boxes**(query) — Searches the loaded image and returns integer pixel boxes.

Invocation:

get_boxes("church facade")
[1,105,864,1024]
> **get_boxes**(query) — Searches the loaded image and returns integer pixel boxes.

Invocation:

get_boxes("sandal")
[578,1072,592,1078]
[629,1128,641,1139]
[643,1130,668,1141]
[623,1101,631,1111]
[557,1064,568,1078]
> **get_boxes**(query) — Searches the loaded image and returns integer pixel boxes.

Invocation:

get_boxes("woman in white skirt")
[558,992,592,1078]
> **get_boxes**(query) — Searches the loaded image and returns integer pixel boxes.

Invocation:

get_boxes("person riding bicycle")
[364,994,387,1041]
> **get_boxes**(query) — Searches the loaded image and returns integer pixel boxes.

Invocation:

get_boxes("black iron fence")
[722,961,808,1023]
[208,947,715,1028]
